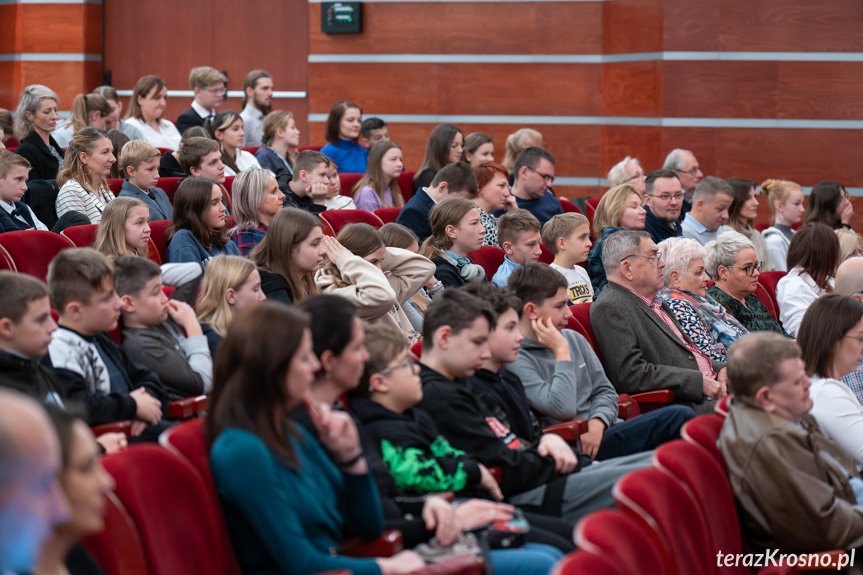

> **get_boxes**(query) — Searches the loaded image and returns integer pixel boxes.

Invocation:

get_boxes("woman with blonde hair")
[353,140,404,211]
[196,254,265,356]
[52,93,112,148]
[205,110,261,176]
[836,228,863,262]
[249,207,326,304]
[420,196,486,287]
[587,183,646,295]
[229,168,284,255]
[255,110,300,183]
[502,128,542,175]
[760,179,805,272]
[124,75,182,150]
[316,223,434,342]
[55,127,116,226]
[14,84,65,179]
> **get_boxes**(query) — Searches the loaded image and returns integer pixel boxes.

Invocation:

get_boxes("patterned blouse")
[479,208,500,247]
[659,288,748,362]
[706,285,790,337]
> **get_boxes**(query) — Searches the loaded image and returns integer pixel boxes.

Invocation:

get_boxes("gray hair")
[657,237,706,286]
[662,148,691,171]
[230,168,275,232]
[704,231,755,277]
[14,84,59,140]
[607,156,640,188]
[602,230,650,274]
[693,176,734,203]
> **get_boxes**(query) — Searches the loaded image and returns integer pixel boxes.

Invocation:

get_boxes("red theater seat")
[0,230,75,281]
[338,173,364,197]
[559,198,582,214]
[374,207,401,224]
[467,246,505,281]
[157,177,183,203]
[397,171,416,202]
[81,491,149,575]
[61,224,99,247]
[681,414,726,472]
[107,179,124,194]
[574,509,673,575]
[149,220,172,264]
[320,210,384,235]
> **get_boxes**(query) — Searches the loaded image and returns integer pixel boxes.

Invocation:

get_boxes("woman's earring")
[325,372,332,380]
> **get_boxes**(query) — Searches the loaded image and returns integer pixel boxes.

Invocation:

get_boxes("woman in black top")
[14,84,66,180]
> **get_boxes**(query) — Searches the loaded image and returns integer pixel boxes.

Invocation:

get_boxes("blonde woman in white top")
[55,128,116,225]
[124,75,181,150]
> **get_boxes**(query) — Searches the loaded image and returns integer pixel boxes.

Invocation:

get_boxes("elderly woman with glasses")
[775,223,839,337]
[705,231,789,336]
[656,237,748,362]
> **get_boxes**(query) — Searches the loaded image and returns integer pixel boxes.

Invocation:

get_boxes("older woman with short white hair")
[705,231,789,336]
[657,237,748,362]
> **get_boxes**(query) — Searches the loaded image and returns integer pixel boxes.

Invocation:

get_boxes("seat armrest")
[617,394,636,420]
[630,389,675,414]
[92,421,133,438]
[543,418,589,442]
[341,530,404,557]
[167,395,209,420]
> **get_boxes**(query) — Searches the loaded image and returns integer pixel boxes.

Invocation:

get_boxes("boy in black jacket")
[46,248,169,441]
[418,286,651,523]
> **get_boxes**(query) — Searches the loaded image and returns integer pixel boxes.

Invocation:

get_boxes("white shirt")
[241,103,265,147]
[550,263,593,304]
[51,122,75,148]
[810,375,863,466]
[776,266,832,337]
[124,117,182,150]
[324,195,356,210]
[223,149,262,176]
[0,199,48,230]
[191,100,214,121]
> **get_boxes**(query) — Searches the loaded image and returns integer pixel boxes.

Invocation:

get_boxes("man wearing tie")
[0,151,49,233]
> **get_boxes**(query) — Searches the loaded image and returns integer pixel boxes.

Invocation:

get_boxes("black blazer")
[176,108,206,135]
[15,131,65,180]
[0,201,38,233]
[395,188,435,242]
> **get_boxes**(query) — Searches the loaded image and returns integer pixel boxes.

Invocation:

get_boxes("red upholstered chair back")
[338,173,364,198]
[755,271,785,318]
[715,393,732,418]
[148,220,172,265]
[397,171,416,202]
[81,491,150,575]
[61,224,99,247]
[559,198,582,214]
[374,207,402,224]
[156,148,172,156]
[0,246,13,271]
[107,178,124,194]
[584,199,597,233]
[554,550,626,575]
[753,282,778,321]
[146,238,162,265]
[156,177,183,204]
[567,302,599,354]
[320,210,384,236]
[467,246,505,281]
[103,444,227,575]
[654,440,747,574]
[298,145,323,152]
[575,509,673,575]
[242,146,260,155]
[681,414,727,472]
[0,231,75,281]
[160,418,243,575]
[538,242,554,264]
[613,467,713,575]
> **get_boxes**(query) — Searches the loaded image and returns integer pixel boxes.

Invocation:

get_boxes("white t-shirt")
[550,263,593,304]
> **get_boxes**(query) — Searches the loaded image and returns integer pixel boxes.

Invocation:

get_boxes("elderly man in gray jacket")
[590,230,726,415]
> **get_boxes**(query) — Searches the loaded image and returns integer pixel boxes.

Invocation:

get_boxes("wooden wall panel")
[662,0,723,52]
[0,6,16,54]
[600,62,661,117]
[0,61,103,109]
[662,62,780,118]
[601,0,664,54]
[15,4,102,53]
[308,63,601,116]
[778,63,863,120]
[601,125,663,175]
[310,2,602,55]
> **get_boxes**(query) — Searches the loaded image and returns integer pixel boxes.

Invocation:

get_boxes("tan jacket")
[315,247,435,340]
[720,399,863,553]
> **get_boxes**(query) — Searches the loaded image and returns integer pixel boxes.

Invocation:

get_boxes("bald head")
[835,257,863,297]
[0,389,68,572]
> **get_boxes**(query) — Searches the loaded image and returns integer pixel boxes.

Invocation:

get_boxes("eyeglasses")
[727,261,762,276]
[527,167,555,184]
[624,172,646,183]
[376,357,416,376]
[647,193,685,202]
[620,253,662,265]
[675,166,702,176]
[203,87,226,95]
[844,335,863,345]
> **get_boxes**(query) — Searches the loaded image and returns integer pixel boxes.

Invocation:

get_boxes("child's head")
[94,197,151,259]
[261,111,299,148]
[196,255,264,337]
[324,158,341,199]
[0,271,56,358]
[178,137,224,183]
[462,282,523,367]
[293,150,330,192]
[336,223,386,269]
[68,93,111,133]
[418,124,464,174]
[379,222,419,253]
[57,127,115,191]
[47,248,120,334]
[121,140,161,191]
[325,100,362,144]
[420,196,484,259]
[541,213,591,263]
[189,66,226,110]
[507,262,571,330]
[299,294,368,392]
[496,209,541,263]
[352,141,404,208]
[0,150,31,204]
[361,117,389,149]
[421,286,497,377]
[249,208,323,302]
[169,177,229,251]
[115,256,168,329]
[431,161,478,198]
[356,323,421,413]
[205,111,244,155]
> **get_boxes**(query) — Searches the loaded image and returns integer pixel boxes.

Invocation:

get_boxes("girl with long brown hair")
[352,140,404,211]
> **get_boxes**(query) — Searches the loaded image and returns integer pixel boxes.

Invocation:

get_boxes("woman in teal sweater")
[208,301,424,575]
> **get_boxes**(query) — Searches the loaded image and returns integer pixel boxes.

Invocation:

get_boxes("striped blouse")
[56,179,115,225]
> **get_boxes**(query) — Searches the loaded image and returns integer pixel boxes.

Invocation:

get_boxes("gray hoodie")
[509,329,620,428]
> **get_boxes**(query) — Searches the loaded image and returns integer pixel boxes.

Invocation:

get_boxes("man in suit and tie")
[176,66,227,134]
[0,151,49,233]
[590,229,727,414]
[396,161,477,243]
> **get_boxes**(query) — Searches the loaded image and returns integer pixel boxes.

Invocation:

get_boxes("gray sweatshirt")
[509,329,620,428]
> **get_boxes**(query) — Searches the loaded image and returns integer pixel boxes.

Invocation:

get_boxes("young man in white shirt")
[176,66,226,134]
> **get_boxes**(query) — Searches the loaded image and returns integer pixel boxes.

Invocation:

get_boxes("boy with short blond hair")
[541,213,593,304]
[0,150,48,233]
[46,248,169,440]
[491,209,542,287]
[118,140,172,221]
[177,66,227,133]
[178,137,225,183]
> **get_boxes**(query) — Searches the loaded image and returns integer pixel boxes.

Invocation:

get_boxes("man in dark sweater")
[418,287,651,523]
[643,169,684,244]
